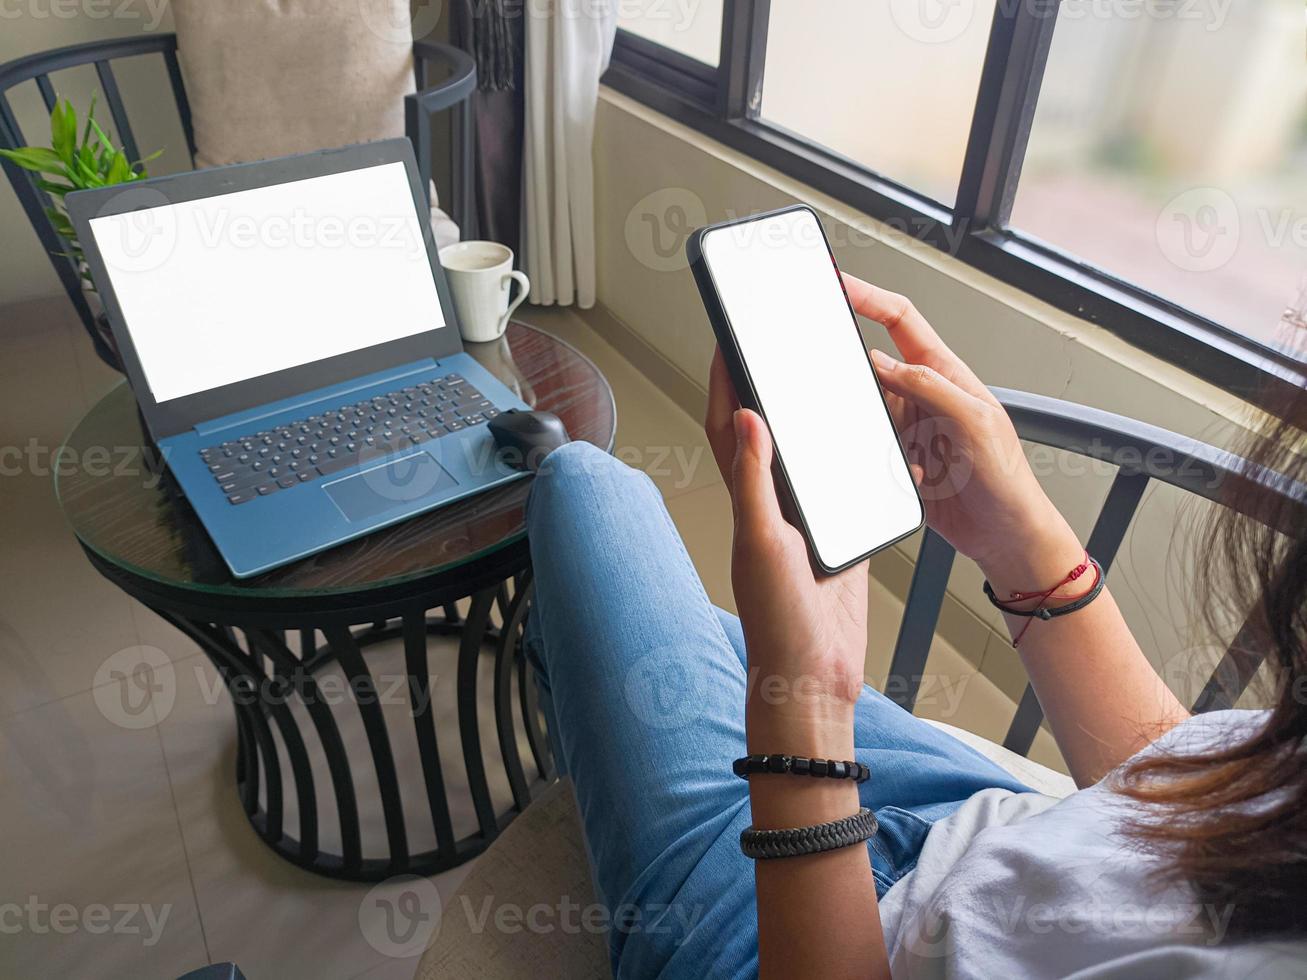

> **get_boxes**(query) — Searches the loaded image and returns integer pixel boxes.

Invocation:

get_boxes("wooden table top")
[56,322,616,600]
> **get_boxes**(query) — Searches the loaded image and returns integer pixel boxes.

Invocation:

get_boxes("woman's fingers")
[842,273,949,363]
[705,347,740,487]
[730,409,786,551]
[880,387,909,433]
[844,273,994,404]
[870,348,985,421]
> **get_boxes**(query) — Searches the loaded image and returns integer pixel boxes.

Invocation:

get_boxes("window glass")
[1012,0,1307,350]
[617,0,724,67]
[759,0,998,205]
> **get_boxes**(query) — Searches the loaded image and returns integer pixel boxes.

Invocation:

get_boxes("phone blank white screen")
[88,161,445,404]
[702,208,922,569]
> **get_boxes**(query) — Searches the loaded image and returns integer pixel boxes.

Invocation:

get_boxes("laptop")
[66,139,532,579]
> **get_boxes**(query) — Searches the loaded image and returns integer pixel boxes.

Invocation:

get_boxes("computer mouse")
[487,409,571,472]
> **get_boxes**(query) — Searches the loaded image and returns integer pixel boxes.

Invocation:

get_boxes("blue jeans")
[523,442,1027,979]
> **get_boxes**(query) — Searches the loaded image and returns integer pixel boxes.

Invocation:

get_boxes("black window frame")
[604,0,1306,413]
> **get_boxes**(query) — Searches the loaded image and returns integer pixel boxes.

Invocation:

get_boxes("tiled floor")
[0,297,1044,980]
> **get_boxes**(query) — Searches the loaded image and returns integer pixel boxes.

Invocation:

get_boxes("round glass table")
[56,322,615,880]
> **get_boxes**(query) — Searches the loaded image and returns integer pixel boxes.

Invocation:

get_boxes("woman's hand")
[705,351,867,757]
[841,274,1188,785]
[840,273,1084,590]
[707,352,888,980]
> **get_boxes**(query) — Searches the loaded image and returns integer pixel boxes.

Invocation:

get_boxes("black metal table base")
[154,572,555,881]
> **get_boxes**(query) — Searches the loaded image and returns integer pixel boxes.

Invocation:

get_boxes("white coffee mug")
[439,241,531,344]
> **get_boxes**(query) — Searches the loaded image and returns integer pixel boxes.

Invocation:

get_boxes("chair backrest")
[0,34,195,366]
[1,34,475,367]
[887,387,1305,756]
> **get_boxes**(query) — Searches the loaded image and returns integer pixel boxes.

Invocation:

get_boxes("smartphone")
[686,204,924,573]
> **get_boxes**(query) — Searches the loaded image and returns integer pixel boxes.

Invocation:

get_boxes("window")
[1012,0,1307,351]
[604,0,1307,409]
[760,0,996,205]
[616,0,724,66]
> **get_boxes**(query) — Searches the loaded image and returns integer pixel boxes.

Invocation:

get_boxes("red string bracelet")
[1004,552,1091,602]
[981,551,1104,647]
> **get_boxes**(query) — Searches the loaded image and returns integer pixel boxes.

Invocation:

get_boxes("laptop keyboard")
[198,374,499,505]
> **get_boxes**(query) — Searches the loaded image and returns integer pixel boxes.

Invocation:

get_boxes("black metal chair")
[888,387,1305,757]
[413,385,1305,974]
[0,32,476,369]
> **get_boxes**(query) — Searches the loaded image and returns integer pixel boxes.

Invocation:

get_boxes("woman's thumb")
[730,410,785,540]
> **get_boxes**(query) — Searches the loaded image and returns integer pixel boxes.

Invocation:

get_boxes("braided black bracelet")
[740,808,879,860]
[733,754,870,783]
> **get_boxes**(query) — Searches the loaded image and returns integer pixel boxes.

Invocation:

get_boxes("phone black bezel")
[686,202,926,574]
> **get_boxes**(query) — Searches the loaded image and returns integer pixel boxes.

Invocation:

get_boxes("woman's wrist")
[746,701,860,831]
[747,696,855,760]
[977,509,1085,600]
[747,772,861,830]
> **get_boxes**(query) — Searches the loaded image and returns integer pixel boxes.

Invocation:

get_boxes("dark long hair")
[1116,371,1307,939]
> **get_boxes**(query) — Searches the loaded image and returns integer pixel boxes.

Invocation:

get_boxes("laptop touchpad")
[324,453,458,522]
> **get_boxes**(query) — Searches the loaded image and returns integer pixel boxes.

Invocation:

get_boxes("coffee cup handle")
[498,271,531,335]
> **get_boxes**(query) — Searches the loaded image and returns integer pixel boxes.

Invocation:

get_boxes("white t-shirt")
[878,710,1307,978]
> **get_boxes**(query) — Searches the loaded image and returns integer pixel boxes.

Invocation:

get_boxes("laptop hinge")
[193,360,437,437]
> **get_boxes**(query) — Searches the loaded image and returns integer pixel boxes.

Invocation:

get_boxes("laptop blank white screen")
[87,161,446,404]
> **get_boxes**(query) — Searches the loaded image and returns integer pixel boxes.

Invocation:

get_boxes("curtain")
[450,0,526,250]
[522,0,617,308]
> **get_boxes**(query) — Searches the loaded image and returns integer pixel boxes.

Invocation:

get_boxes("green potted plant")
[0,96,161,367]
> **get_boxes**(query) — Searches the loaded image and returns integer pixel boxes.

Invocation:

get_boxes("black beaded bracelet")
[732,754,870,783]
[740,808,879,860]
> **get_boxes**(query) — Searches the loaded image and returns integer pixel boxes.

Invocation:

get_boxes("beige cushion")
[416,729,1073,979]
[171,0,459,248]
[172,0,416,169]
